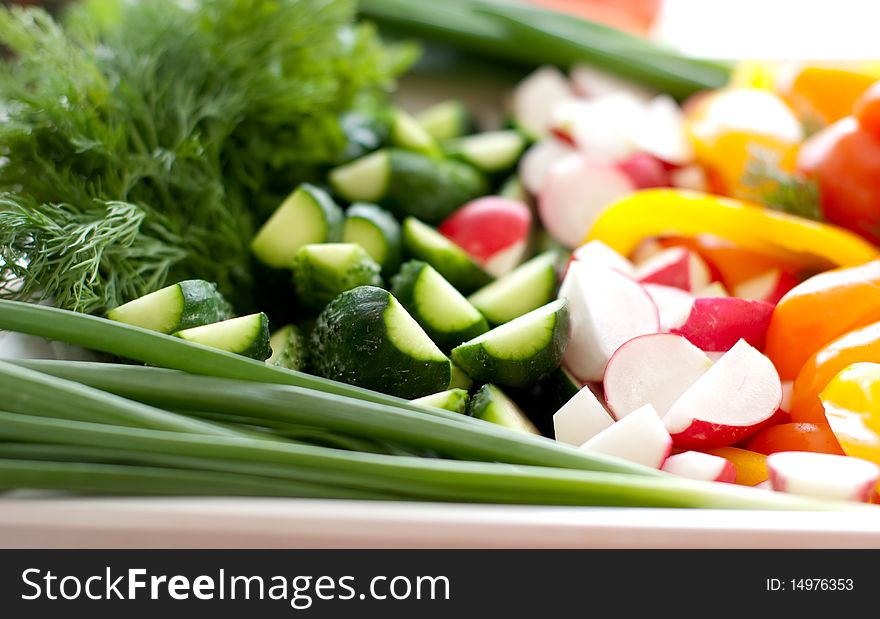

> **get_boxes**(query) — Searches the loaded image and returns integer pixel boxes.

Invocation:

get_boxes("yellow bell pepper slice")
[586,189,879,270]
[821,362,880,467]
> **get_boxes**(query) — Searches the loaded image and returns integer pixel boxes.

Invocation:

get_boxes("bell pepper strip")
[703,447,768,486]
[820,362,880,468]
[764,260,880,380]
[744,422,845,456]
[586,189,879,272]
[779,66,878,127]
[791,321,880,424]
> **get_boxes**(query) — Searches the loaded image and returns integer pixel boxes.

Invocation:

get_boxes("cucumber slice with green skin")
[329,149,488,224]
[343,203,403,276]
[468,251,561,325]
[451,298,570,388]
[415,100,475,141]
[402,217,492,294]
[250,184,344,269]
[508,367,582,438]
[444,130,527,175]
[468,384,540,435]
[292,243,383,312]
[337,93,394,163]
[391,260,489,351]
[391,108,441,156]
[175,313,271,361]
[412,388,470,414]
[267,324,307,371]
[449,363,474,391]
[499,175,529,203]
[310,286,452,399]
[106,280,232,334]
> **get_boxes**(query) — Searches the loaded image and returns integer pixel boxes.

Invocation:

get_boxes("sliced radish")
[666,296,774,352]
[511,66,575,138]
[662,451,736,483]
[580,404,672,469]
[571,240,634,276]
[733,269,799,305]
[560,262,659,382]
[552,385,615,446]
[438,197,532,278]
[670,165,709,192]
[568,94,646,162]
[603,333,713,419]
[518,138,577,195]
[767,451,880,502]
[616,153,670,189]
[569,64,655,102]
[630,95,693,166]
[538,154,635,249]
[694,282,729,298]
[630,238,666,264]
[664,340,783,449]
[633,247,711,292]
[642,284,695,331]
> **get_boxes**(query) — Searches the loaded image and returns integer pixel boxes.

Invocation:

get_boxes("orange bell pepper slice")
[791,321,880,424]
[764,260,880,380]
[744,422,845,456]
[704,447,768,486]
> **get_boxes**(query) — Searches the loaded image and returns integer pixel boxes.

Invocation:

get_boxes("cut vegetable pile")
[1,0,880,509]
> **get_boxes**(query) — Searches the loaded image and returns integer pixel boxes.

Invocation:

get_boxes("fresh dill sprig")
[0,0,412,314]
[742,146,822,221]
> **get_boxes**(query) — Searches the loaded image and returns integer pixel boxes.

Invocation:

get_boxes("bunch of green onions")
[0,299,868,511]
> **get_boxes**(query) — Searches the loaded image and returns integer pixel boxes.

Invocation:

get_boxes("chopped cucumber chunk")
[175,313,271,361]
[250,184,344,269]
[391,107,441,156]
[292,243,383,311]
[391,260,488,351]
[343,203,403,276]
[468,251,560,325]
[451,299,569,388]
[330,149,488,224]
[449,363,474,391]
[415,100,475,141]
[267,324,307,371]
[402,217,491,294]
[106,279,232,334]
[329,150,391,203]
[444,130,527,174]
[310,286,451,399]
[499,175,528,202]
[412,388,470,414]
[468,384,539,435]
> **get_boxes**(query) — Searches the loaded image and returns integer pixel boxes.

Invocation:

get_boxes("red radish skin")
[767,451,880,502]
[519,139,577,195]
[560,262,660,382]
[439,197,531,277]
[733,269,799,305]
[664,340,782,449]
[552,384,615,446]
[666,297,775,352]
[580,404,672,469]
[634,247,711,292]
[616,153,670,189]
[603,333,712,419]
[661,451,737,483]
[539,154,635,249]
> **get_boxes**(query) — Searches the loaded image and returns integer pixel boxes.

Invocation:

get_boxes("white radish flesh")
[569,64,655,102]
[538,154,635,249]
[603,333,713,419]
[633,247,711,292]
[511,66,575,139]
[552,385,615,446]
[664,339,782,449]
[560,262,659,382]
[580,404,672,469]
[630,95,693,166]
[733,269,799,305]
[518,138,577,195]
[767,451,879,503]
[662,451,736,483]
